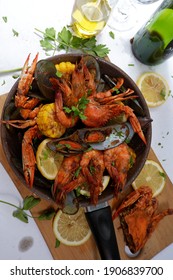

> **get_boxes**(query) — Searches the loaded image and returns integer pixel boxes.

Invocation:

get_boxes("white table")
[0,0,173,260]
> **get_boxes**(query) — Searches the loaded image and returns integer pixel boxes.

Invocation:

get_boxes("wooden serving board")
[1,93,173,260]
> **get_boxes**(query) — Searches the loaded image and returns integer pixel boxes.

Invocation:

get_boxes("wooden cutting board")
[1,93,173,260]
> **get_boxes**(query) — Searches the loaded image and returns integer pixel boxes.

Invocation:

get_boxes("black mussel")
[102,74,124,90]
[47,138,86,155]
[3,101,20,121]
[34,60,58,101]
[97,78,105,92]
[82,55,101,87]
[125,99,145,117]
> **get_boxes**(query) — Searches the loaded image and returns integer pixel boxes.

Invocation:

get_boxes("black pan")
[0,54,152,259]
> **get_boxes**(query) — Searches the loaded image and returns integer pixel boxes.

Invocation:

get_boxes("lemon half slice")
[53,208,91,246]
[132,159,166,197]
[36,138,64,180]
[136,72,170,107]
[79,175,110,197]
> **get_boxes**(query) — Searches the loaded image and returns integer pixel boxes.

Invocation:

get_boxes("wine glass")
[107,0,160,32]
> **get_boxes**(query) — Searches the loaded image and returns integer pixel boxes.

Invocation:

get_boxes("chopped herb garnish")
[12,29,19,37]
[55,239,60,248]
[74,167,82,178]
[89,165,95,174]
[128,64,134,66]
[160,89,166,100]
[109,31,115,39]
[2,16,7,23]
[63,96,89,120]
[56,70,63,78]
[12,74,20,79]
[159,172,166,179]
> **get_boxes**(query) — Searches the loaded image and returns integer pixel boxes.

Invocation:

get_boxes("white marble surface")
[0,0,173,260]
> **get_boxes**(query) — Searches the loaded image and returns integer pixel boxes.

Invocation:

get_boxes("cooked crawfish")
[15,53,40,115]
[51,57,146,144]
[53,150,105,206]
[82,90,146,145]
[112,186,173,254]
[53,154,85,207]
[80,150,105,205]
[104,143,136,194]
[2,54,42,188]
[22,125,41,188]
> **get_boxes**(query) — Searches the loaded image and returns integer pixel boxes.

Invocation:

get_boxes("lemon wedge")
[136,72,170,107]
[132,159,166,197]
[36,138,64,180]
[79,175,110,197]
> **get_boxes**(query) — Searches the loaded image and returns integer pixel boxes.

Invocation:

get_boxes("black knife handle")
[85,205,120,260]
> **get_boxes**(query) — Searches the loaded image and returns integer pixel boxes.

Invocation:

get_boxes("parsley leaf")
[0,195,55,223]
[35,26,110,57]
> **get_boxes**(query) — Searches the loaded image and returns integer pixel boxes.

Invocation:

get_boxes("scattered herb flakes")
[12,29,19,37]
[35,26,110,57]
[12,74,19,79]
[1,80,5,86]
[160,89,166,100]
[159,171,166,179]
[2,16,7,23]
[158,142,163,148]
[56,70,63,78]
[128,64,134,66]
[55,239,60,248]
[63,96,89,120]
[109,31,115,39]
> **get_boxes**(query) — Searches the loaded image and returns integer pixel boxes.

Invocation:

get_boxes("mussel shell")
[82,55,101,88]
[34,60,57,101]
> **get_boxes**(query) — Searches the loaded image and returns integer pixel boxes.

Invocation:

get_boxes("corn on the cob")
[55,62,75,74]
[36,103,66,138]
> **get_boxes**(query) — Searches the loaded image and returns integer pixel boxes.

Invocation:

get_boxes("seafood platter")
[1,53,152,258]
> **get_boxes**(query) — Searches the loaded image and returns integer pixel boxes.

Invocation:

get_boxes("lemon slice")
[79,175,110,197]
[53,208,91,246]
[36,138,64,180]
[136,72,170,107]
[81,3,103,21]
[132,159,166,197]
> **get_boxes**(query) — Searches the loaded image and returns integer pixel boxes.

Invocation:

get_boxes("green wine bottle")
[131,0,173,65]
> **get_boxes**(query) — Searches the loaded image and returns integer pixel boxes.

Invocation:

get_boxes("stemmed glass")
[108,0,138,31]
[108,0,160,32]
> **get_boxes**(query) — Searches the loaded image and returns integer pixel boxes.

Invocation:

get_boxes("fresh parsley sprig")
[0,195,55,223]
[34,26,110,57]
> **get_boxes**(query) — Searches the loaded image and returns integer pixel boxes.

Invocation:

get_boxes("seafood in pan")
[1,53,150,207]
